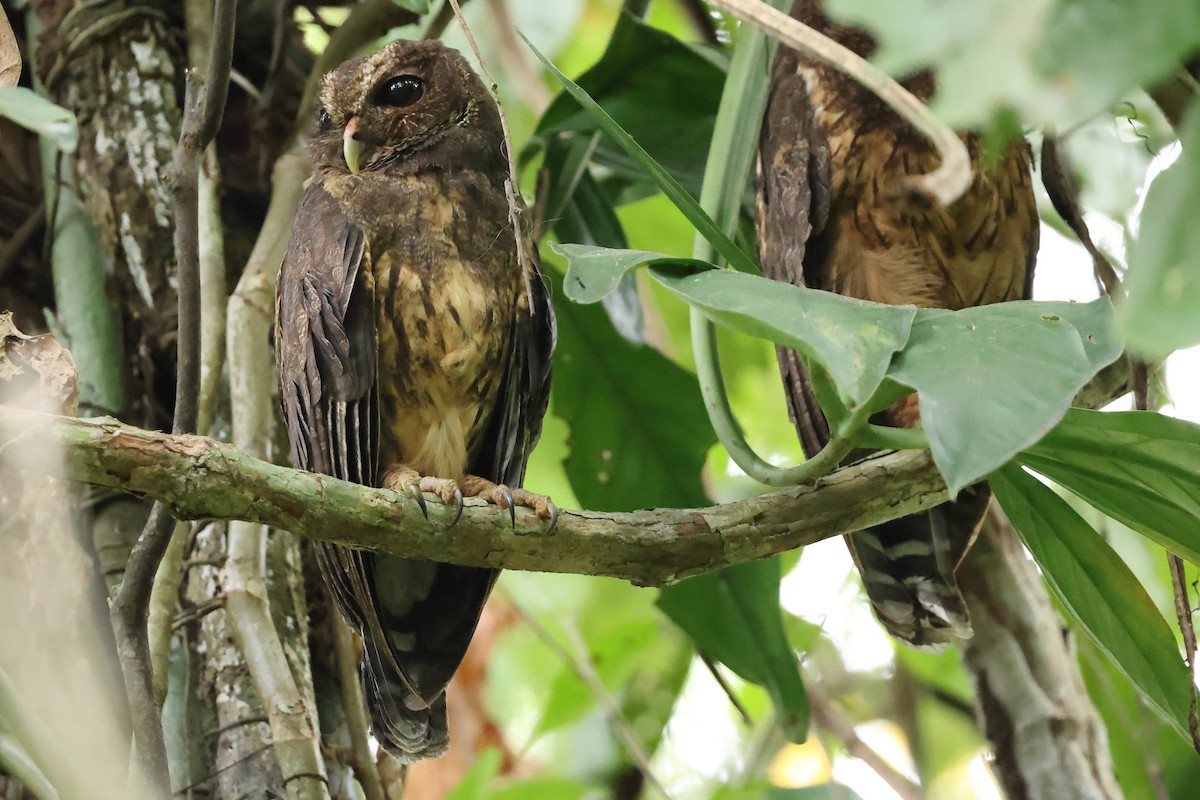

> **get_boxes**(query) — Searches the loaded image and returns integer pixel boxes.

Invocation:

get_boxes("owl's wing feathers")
[277,181,445,757]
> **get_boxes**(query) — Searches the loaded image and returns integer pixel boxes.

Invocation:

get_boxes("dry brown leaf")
[0,312,79,414]
[0,5,19,89]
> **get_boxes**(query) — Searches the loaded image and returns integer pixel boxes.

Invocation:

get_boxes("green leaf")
[889,298,1121,494]
[1121,105,1200,358]
[390,0,430,13]
[446,748,502,800]
[768,786,865,800]
[489,778,590,800]
[0,87,77,152]
[533,616,657,736]
[658,558,810,742]
[1036,0,1200,125]
[542,136,644,342]
[651,266,915,406]
[1020,409,1200,565]
[550,243,713,304]
[536,11,725,199]
[524,33,758,274]
[544,266,713,512]
[991,463,1192,740]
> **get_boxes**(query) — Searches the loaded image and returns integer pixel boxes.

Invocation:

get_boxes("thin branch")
[110,0,237,790]
[506,596,672,799]
[808,689,923,800]
[1167,554,1200,755]
[332,615,386,800]
[705,0,971,206]
[2,404,950,586]
[446,0,540,315]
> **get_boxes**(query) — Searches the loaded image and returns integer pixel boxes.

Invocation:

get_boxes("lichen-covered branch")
[0,404,949,587]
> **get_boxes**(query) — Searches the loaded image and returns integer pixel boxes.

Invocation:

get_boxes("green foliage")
[658,559,810,742]
[534,11,725,201]
[390,0,430,14]
[1021,409,1200,564]
[991,463,1193,739]
[0,87,77,151]
[826,0,1200,127]
[1122,105,1200,357]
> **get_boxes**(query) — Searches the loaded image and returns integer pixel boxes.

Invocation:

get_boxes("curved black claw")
[499,486,515,528]
[545,502,559,532]
[448,488,464,528]
[406,484,428,519]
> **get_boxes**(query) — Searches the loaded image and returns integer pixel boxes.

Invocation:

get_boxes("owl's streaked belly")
[372,228,516,479]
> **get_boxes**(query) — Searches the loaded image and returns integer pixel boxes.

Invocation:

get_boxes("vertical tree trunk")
[960,505,1123,800]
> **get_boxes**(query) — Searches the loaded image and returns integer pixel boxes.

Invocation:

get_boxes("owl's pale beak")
[343,118,363,175]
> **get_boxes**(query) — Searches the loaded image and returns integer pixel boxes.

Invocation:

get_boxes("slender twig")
[506,595,673,798]
[110,0,237,790]
[446,0,540,313]
[706,0,971,205]
[485,0,551,113]
[332,614,386,800]
[808,689,923,800]
[699,655,752,725]
[0,201,44,282]
[1167,554,1200,754]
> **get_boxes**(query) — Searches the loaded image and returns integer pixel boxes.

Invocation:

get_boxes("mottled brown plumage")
[276,39,554,760]
[757,0,1038,646]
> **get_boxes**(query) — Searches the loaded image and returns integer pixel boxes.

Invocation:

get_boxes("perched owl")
[276,38,555,761]
[757,0,1038,646]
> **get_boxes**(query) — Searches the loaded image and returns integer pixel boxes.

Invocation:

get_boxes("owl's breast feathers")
[321,166,520,478]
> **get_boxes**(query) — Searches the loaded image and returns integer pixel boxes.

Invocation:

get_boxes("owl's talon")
[407,485,428,519]
[449,488,464,527]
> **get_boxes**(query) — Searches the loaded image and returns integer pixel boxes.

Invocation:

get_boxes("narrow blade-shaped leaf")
[1021,408,1200,565]
[523,34,759,274]
[991,463,1192,740]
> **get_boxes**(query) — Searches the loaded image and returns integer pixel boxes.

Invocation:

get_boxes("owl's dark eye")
[318,107,333,131]
[376,75,425,108]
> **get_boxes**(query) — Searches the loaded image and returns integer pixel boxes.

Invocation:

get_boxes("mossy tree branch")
[1,404,950,587]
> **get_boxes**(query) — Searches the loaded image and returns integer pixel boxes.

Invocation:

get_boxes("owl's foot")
[381,465,465,525]
[460,475,558,531]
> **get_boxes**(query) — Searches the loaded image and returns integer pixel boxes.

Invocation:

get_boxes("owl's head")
[311,39,502,176]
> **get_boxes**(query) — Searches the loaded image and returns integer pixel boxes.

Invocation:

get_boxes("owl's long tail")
[361,637,449,763]
[844,486,990,648]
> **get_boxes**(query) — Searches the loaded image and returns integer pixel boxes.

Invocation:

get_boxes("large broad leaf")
[0,88,77,152]
[827,0,1200,127]
[544,266,713,512]
[654,268,916,408]
[658,558,809,742]
[889,298,1121,494]
[1121,105,1200,359]
[552,244,713,305]
[390,0,429,12]
[1036,0,1200,126]
[535,11,724,199]
[1020,408,1200,565]
[550,245,914,407]
[991,463,1193,740]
